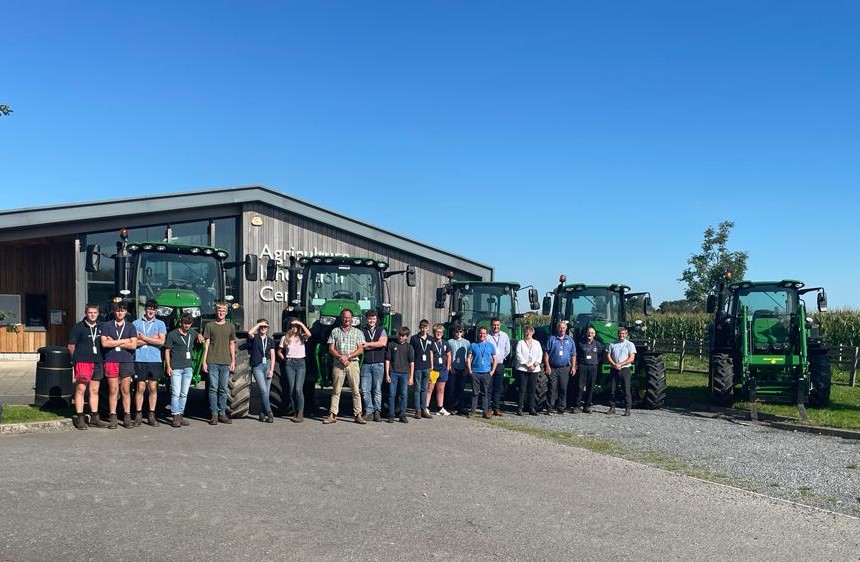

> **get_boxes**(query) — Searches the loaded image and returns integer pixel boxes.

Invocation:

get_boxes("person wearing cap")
[164,312,203,427]
[133,300,167,427]
[100,302,139,429]
[244,318,277,423]
[323,309,365,424]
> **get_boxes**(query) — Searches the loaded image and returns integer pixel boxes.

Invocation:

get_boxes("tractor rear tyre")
[639,354,667,409]
[228,345,252,419]
[808,351,831,407]
[269,366,286,415]
[710,353,734,406]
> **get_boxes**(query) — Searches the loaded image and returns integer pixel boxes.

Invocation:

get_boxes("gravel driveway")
[488,403,860,516]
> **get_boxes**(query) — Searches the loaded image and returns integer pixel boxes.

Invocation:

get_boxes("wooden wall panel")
[0,238,75,350]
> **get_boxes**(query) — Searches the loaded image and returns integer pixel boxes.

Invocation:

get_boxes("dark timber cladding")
[242,202,481,329]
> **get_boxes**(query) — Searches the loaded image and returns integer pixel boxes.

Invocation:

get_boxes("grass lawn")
[661,354,860,430]
[0,405,70,424]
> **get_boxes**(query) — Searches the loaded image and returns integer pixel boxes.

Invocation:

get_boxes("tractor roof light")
[203,248,214,255]
[190,247,200,254]
[377,261,387,269]
[142,244,153,250]
[155,245,166,251]
[353,258,363,265]
[216,250,228,259]
[365,259,374,266]
[127,243,140,252]
[312,257,322,263]
[323,258,334,264]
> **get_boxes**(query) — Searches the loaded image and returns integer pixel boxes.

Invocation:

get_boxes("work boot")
[147,412,159,427]
[608,406,617,415]
[582,405,591,414]
[218,414,232,424]
[624,407,631,417]
[133,411,142,427]
[573,406,583,414]
[108,413,118,429]
[322,414,337,424]
[399,415,409,424]
[495,409,503,417]
[180,415,189,426]
[124,413,134,429]
[354,414,366,425]
[266,413,274,423]
[292,412,304,423]
[373,411,382,422]
[209,414,218,425]
[172,414,181,428]
[516,409,523,416]
[90,413,109,428]
[386,417,395,423]
[414,410,421,420]
[74,414,88,430]
[258,412,266,422]
[421,409,432,419]
[482,411,491,419]
[466,410,474,418]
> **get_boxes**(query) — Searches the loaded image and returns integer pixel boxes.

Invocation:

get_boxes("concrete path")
[0,360,35,405]
[0,414,857,562]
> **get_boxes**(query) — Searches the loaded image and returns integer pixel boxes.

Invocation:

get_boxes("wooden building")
[0,186,492,355]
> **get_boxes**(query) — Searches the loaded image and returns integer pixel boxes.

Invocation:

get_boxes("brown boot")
[172,414,181,428]
[124,413,134,429]
[292,412,304,423]
[607,406,617,415]
[354,414,366,425]
[322,414,337,424]
[373,411,382,422]
[623,407,631,417]
[108,413,118,429]
[209,414,219,425]
[148,412,159,427]
[218,414,232,424]
[89,413,109,428]
[180,415,189,426]
[73,414,88,430]
[133,411,142,427]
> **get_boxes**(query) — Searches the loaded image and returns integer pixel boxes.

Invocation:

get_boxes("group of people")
[68,302,638,430]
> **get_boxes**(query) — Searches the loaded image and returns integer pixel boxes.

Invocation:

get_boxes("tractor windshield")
[134,252,222,317]
[563,288,621,329]
[733,286,797,317]
[456,285,514,326]
[304,264,382,325]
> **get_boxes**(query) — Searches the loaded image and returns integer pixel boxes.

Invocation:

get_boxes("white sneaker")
[438,407,450,416]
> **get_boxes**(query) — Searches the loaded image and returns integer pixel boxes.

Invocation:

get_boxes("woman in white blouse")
[515,325,543,415]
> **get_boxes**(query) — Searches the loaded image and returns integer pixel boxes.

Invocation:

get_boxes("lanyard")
[141,319,154,338]
[114,322,125,341]
[179,332,192,354]
[419,337,430,353]
[491,333,501,347]
[433,340,445,356]
[86,322,98,343]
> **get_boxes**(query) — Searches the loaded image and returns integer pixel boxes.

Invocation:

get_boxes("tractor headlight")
[319,316,336,326]
[772,342,787,351]
[352,316,362,327]
[156,306,174,317]
[182,307,202,318]
[755,343,769,352]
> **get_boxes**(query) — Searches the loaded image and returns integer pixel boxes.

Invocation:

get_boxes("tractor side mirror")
[817,291,828,313]
[541,296,551,316]
[85,244,101,273]
[434,287,446,309]
[244,254,258,282]
[643,296,654,316]
[528,288,540,311]
[265,260,278,282]
[405,265,417,287]
[706,294,717,314]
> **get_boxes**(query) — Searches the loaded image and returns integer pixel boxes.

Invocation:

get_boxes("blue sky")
[2,1,858,307]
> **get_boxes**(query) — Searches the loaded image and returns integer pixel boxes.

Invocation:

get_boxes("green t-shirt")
[203,321,236,365]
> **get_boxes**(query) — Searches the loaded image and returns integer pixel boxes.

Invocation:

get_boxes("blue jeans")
[170,367,194,415]
[360,362,384,414]
[283,358,306,415]
[252,362,273,414]
[388,371,409,418]
[413,368,430,412]
[208,363,230,415]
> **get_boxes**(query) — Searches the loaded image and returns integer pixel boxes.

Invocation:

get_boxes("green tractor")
[539,275,667,409]
[86,229,259,417]
[706,273,829,420]
[434,275,540,394]
[266,255,415,414]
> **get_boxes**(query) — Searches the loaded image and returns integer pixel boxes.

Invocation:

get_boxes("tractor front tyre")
[808,351,831,407]
[710,353,734,406]
[228,345,252,419]
[639,355,667,409]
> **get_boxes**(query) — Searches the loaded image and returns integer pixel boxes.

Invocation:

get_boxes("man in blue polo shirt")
[133,300,167,427]
[467,326,497,419]
[543,321,577,415]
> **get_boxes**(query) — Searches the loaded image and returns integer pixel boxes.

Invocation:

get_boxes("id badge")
[92,346,98,354]
[115,346,121,352]
[422,354,427,361]
[586,355,592,360]
[558,350,563,356]
[186,351,191,360]
[438,357,443,365]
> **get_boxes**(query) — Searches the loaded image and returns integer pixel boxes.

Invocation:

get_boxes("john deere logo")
[764,357,785,365]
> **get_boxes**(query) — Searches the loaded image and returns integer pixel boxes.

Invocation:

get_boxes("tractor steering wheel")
[332,290,354,299]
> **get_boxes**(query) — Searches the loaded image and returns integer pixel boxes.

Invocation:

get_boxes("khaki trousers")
[329,361,362,416]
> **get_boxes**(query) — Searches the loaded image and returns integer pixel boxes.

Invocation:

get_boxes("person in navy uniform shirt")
[574,326,603,413]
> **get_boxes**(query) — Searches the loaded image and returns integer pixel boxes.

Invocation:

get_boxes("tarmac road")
[1,415,858,562]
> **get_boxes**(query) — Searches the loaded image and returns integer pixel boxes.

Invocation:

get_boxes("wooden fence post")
[679,339,686,374]
[850,347,858,388]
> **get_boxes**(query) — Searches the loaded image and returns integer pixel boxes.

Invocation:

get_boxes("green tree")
[657,299,701,313]
[0,104,12,116]
[679,221,748,305]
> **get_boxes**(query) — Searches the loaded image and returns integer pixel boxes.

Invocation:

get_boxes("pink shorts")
[103,362,134,378]
[74,362,104,383]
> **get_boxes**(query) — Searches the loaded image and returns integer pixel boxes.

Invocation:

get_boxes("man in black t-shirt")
[68,304,108,429]
[100,303,138,429]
